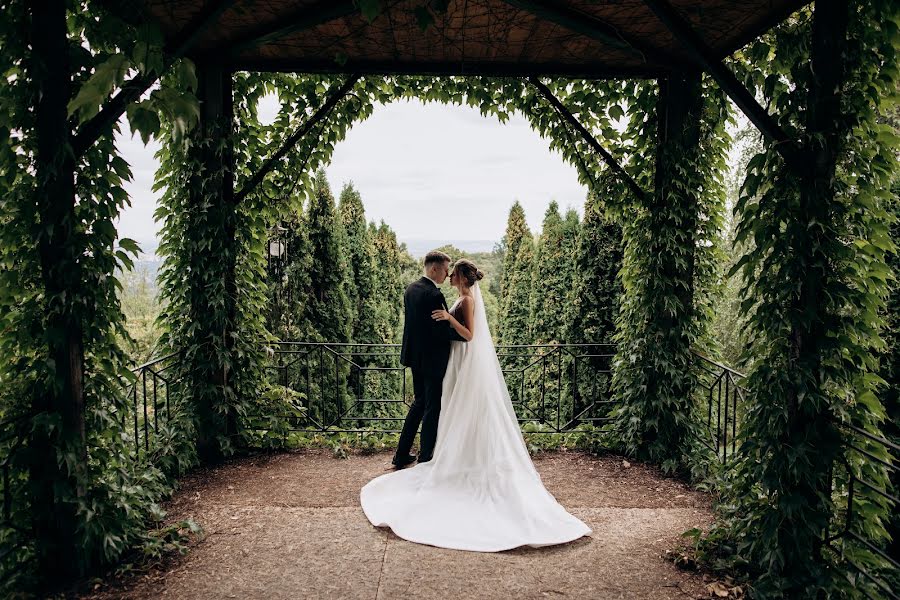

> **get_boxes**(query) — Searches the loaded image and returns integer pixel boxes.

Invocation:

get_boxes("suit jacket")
[400,277,467,377]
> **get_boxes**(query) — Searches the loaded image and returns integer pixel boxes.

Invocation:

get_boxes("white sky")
[114,97,589,254]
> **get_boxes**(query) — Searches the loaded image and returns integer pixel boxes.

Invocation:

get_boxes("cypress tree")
[301,169,351,344]
[568,192,623,345]
[503,232,536,346]
[278,170,352,424]
[566,191,624,422]
[338,182,378,344]
[561,208,581,332]
[372,221,404,344]
[498,202,529,343]
[368,221,406,416]
[530,201,568,344]
[289,169,351,423]
[561,207,581,297]
[500,232,536,416]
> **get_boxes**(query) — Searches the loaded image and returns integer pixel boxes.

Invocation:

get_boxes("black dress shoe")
[392,454,417,469]
[417,455,432,464]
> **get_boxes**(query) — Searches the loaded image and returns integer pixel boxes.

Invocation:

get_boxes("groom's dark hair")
[423,250,451,267]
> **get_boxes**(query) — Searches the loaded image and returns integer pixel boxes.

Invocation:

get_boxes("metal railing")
[693,353,746,465]
[255,342,619,435]
[499,343,618,431]
[122,343,748,458]
[827,424,900,599]
[123,352,182,461]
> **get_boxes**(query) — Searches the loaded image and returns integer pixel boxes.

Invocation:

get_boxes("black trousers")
[394,368,443,462]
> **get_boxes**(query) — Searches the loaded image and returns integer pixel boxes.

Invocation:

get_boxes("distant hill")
[401,239,498,257]
[122,237,499,260]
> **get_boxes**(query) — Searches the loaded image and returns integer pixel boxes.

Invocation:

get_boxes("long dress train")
[359,283,591,552]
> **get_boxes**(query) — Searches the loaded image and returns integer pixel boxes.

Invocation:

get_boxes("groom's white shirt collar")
[423,274,439,288]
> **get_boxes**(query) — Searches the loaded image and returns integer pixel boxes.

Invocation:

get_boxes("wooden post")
[614,69,706,463]
[650,70,703,450]
[790,0,848,565]
[29,0,86,583]
[654,70,703,322]
[642,0,802,170]
[190,61,238,462]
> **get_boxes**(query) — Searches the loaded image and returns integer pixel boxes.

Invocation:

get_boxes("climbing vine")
[605,75,731,472]
[150,69,650,460]
[4,2,894,596]
[0,0,203,589]
[700,3,900,597]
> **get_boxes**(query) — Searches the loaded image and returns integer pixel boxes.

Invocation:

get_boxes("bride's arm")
[432,297,475,341]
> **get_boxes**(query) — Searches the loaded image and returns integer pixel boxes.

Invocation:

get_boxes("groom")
[392,250,467,469]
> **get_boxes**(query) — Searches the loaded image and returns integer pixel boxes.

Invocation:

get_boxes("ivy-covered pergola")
[2,0,897,597]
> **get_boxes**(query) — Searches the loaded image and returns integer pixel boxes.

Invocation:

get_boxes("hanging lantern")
[268,225,288,259]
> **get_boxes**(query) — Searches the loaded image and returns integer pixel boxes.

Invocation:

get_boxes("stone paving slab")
[84,451,715,600]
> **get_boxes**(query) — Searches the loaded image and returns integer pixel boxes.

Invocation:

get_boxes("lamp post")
[267,225,290,329]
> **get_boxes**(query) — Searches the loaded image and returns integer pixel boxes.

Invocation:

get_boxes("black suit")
[395,277,466,462]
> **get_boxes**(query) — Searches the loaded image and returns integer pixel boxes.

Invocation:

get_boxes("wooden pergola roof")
[106,0,808,78]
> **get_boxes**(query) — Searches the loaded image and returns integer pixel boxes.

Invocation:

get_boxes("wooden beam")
[71,0,236,158]
[234,74,361,203]
[231,57,665,80]
[717,1,812,61]
[642,0,803,169]
[502,0,677,69]
[528,76,649,202]
[221,0,359,56]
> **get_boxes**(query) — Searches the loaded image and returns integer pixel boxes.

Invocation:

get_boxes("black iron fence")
[693,353,745,465]
[499,344,618,431]
[688,357,900,597]
[256,342,619,434]
[119,343,746,464]
[254,342,744,460]
[827,424,900,599]
[123,352,182,461]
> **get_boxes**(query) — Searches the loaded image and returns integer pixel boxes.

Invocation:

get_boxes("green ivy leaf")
[67,54,130,123]
[126,101,161,145]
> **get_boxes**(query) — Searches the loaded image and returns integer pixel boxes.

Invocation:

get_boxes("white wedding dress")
[360,283,591,552]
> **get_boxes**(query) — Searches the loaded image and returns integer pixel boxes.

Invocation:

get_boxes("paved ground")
[85,450,718,599]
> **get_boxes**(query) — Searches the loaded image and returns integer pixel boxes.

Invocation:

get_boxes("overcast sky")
[114,97,589,255]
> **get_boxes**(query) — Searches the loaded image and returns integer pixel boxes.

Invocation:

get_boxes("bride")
[360,259,591,552]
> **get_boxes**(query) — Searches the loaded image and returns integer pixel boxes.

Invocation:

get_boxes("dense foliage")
[0,0,205,589]
[884,188,900,566]
[338,182,378,345]
[608,74,731,472]
[884,187,900,579]
[500,233,537,347]
[1,2,896,597]
[700,3,900,597]
[567,181,624,347]
[497,202,530,345]
[529,202,570,345]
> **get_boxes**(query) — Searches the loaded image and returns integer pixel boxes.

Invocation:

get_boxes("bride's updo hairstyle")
[452,259,485,287]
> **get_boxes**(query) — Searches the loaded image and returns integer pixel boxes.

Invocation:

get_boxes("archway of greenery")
[0,1,897,597]
[154,70,729,462]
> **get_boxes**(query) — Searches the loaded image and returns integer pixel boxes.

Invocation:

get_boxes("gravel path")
[84,450,717,599]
